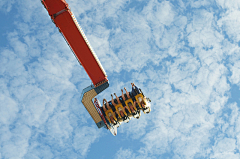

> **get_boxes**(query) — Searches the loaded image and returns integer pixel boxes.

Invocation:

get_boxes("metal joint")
[52,8,68,19]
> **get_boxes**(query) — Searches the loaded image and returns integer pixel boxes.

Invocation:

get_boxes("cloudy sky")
[1,0,240,158]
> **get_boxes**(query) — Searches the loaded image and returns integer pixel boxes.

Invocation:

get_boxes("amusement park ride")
[41,0,151,136]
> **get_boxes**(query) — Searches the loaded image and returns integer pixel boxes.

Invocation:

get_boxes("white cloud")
[190,0,212,8]
[16,0,45,23]
[141,127,170,155]
[1,124,31,159]
[0,0,15,13]
[115,148,136,159]
[24,144,54,159]
[0,94,18,125]
[217,10,240,43]
[211,137,237,158]
[230,61,240,84]
[73,126,100,156]
[119,114,148,139]
[187,10,225,49]
[144,0,175,26]
[216,0,240,10]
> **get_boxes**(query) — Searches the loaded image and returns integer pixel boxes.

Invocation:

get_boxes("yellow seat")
[135,93,146,108]
[124,98,137,113]
[105,109,117,124]
[115,103,127,118]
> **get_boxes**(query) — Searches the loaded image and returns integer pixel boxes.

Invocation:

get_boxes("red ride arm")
[42,0,108,86]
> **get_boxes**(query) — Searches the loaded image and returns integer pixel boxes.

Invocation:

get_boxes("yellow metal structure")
[81,89,102,124]
[105,109,117,124]
[124,98,136,113]
[115,104,127,118]
[135,93,145,108]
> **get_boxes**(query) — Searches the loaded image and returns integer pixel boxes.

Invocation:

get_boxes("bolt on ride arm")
[41,0,109,128]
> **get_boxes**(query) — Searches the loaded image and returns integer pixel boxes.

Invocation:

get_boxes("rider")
[131,82,140,96]
[124,87,131,99]
[103,98,112,110]
[114,93,121,104]
[114,93,131,122]
[111,94,118,106]
[117,107,125,118]
[103,99,117,124]
[137,96,151,113]
[108,112,117,124]
[127,101,135,114]
[121,89,126,101]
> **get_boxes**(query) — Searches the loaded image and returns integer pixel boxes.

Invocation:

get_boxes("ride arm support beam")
[42,0,108,86]
[80,82,109,128]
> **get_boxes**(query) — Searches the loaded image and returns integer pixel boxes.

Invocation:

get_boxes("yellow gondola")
[98,84,150,135]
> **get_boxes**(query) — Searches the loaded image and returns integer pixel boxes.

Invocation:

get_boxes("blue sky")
[1,0,240,158]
